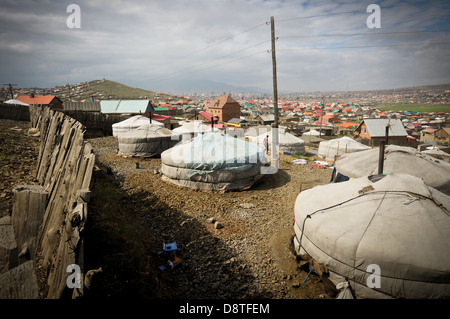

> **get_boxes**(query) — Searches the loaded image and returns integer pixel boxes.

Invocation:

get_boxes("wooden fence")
[0,105,95,299]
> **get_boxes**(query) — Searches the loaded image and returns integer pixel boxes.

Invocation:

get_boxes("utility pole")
[67,83,72,101]
[270,16,278,129]
[270,16,279,171]
[3,83,17,100]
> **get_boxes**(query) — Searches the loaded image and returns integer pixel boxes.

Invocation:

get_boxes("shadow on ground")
[83,162,274,299]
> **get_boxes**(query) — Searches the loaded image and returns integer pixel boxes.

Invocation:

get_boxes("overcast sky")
[1,0,449,94]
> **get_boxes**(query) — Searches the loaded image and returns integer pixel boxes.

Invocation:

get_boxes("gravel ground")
[0,120,40,218]
[0,119,337,299]
[85,135,336,299]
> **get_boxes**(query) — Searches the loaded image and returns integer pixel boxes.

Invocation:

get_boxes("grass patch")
[373,102,450,113]
[87,80,157,100]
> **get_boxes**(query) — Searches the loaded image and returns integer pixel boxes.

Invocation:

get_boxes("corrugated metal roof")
[117,100,151,114]
[100,100,153,114]
[62,102,101,112]
[363,119,407,137]
[100,100,121,113]
[256,114,275,122]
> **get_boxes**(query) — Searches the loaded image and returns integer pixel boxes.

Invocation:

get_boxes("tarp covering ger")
[318,136,370,161]
[117,126,174,157]
[250,128,306,155]
[293,173,450,299]
[112,115,163,137]
[335,144,450,195]
[160,132,268,191]
[171,121,219,142]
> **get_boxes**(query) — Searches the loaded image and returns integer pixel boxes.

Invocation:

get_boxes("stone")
[239,203,256,209]
[214,221,223,229]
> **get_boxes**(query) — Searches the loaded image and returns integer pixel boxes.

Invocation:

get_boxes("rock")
[214,221,223,229]
[206,217,216,224]
[84,267,103,290]
[239,203,256,209]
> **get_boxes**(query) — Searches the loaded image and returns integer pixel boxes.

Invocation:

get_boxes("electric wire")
[277,0,445,22]
[157,21,268,68]
[276,42,450,52]
[279,29,450,39]
[159,39,271,80]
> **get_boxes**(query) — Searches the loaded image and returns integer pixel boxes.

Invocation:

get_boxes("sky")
[1,0,450,94]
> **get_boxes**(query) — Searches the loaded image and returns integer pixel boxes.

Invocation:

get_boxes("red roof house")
[16,95,63,109]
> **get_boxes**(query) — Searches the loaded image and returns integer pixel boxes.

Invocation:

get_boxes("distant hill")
[147,78,270,96]
[55,79,174,102]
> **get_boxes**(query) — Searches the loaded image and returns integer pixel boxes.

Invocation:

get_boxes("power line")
[160,39,270,80]
[157,21,268,68]
[276,42,450,52]
[158,50,268,81]
[279,29,450,39]
[276,0,445,22]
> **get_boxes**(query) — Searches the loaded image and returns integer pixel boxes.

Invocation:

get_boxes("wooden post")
[271,16,278,129]
[270,16,279,168]
[378,141,385,175]
[12,185,48,262]
[385,124,389,145]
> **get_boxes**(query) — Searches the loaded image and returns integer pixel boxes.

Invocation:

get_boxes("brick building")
[205,95,241,123]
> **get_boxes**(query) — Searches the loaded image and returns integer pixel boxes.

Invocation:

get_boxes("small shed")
[16,95,63,109]
[354,119,407,142]
[254,114,275,126]
[100,100,154,114]
[62,101,101,112]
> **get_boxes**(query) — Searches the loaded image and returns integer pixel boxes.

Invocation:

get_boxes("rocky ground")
[0,119,339,300]
[84,134,338,299]
[0,120,40,219]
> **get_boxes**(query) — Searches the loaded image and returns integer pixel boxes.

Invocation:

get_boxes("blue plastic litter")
[164,242,177,251]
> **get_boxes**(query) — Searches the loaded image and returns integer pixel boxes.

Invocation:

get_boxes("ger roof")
[358,118,407,137]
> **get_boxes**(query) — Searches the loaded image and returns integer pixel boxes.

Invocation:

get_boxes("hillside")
[54,79,173,102]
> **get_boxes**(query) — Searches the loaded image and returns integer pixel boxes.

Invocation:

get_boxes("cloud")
[0,0,449,93]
